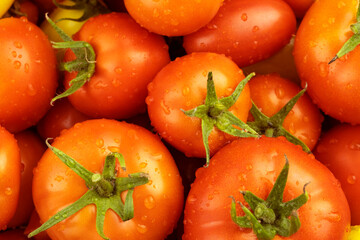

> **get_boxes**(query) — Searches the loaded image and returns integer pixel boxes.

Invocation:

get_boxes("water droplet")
[14,41,22,49]
[144,195,156,209]
[328,17,335,24]
[246,164,253,170]
[14,60,21,69]
[182,86,190,96]
[108,146,121,153]
[112,78,120,87]
[27,84,37,96]
[252,26,259,32]
[170,19,179,26]
[94,81,108,89]
[62,214,68,218]
[4,187,12,195]
[318,62,329,77]
[349,142,360,150]
[208,194,214,200]
[288,122,296,134]
[54,215,60,220]
[24,63,29,73]
[325,211,341,222]
[308,18,315,25]
[11,51,17,58]
[346,83,353,89]
[187,194,197,203]
[145,96,154,105]
[96,138,104,148]
[160,100,170,114]
[137,224,148,234]
[241,13,248,21]
[337,1,346,8]
[55,176,64,182]
[67,159,75,167]
[275,87,285,99]
[139,162,147,168]
[347,175,356,184]
[114,67,122,74]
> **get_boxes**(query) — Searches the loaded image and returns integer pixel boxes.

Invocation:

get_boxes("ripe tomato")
[146,52,252,159]
[0,17,58,133]
[248,73,323,150]
[124,0,223,36]
[183,136,351,240]
[0,125,21,230]
[282,0,314,19]
[183,0,296,68]
[15,0,39,24]
[293,0,360,124]
[32,119,184,239]
[36,98,91,141]
[7,130,46,228]
[314,124,360,225]
[62,12,170,119]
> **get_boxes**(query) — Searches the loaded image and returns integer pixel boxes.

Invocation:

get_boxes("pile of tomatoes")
[1,0,360,239]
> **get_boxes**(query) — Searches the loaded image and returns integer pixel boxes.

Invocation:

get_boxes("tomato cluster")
[0,0,360,239]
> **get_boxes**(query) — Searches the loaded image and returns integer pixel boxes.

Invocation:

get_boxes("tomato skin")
[146,52,251,158]
[32,119,184,239]
[0,17,58,133]
[293,0,360,124]
[36,98,91,141]
[183,136,351,240]
[124,0,223,36]
[63,12,170,119]
[314,124,360,225]
[0,125,21,230]
[183,0,296,68]
[7,130,46,228]
[248,73,323,150]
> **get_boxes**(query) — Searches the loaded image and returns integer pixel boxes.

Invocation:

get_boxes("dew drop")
[187,194,197,203]
[11,51,17,58]
[139,162,147,168]
[108,146,121,153]
[137,224,148,234]
[144,195,156,209]
[275,87,285,99]
[246,164,253,170]
[308,18,315,25]
[14,41,22,49]
[252,25,259,32]
[288,123,296,134]
[318,62,329,77]
[347,175,356,184]
[67,159,75,167]
[55,176,64,182]
[160,100,170,114]
[182,86,190,96]
[208,194,214,200]
[54,215,60,220]
[112,78,120,87]
[24,63,29,73]
[145,96,154,105]
[96,138,104,148]
[114,67,122,74]
[348,142,360,150]
[241,13,248,21]
[4,187,12,196]
[14,60,21,69]
[27,84,37,96]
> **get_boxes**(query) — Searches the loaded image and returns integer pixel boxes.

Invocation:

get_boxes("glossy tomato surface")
[124,0,223,36]
[183,136,351,240]
[314,124,360,225]
[293,0,360,124]
[248,73,323,150]
[0,17,58,133]
[64,12,170,119]
[146,52,252,158]
[0,125,21,230]
[183,0,296,68]
[32,119,184,240]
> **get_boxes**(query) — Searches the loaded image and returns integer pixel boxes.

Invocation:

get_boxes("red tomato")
[0,125,21,230]
[183,136,351,239]
[248,73,323,150]
[314,124,360,225]
[7,130,46,228]
[282,0,314,19]
[63,12,170,119]
[146,52,252,159]
[0,17,58,133]
[18,0,39,24]
[36,98,91,141]
[293,0,360,124]
[32,119,184,239]
[183,0,296,68]
[123,0,223,36]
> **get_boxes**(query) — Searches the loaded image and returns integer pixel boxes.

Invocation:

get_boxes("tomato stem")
[29,142,149,240]
[230,155,309,239]
[182,71,259,166]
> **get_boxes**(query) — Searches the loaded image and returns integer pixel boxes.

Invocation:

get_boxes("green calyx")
[329,1,360,64]
[247,84,311,153]
[181,72,259,167]
[45,13,96,105]
[52,0,109,23]
[230,155,309,240]
[28,140,149,240]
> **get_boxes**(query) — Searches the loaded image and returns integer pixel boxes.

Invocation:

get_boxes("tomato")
[36,98,91,141]
[282,0,314,19]
[0,0,14,18]
[183,136,351,240]
[14,0,39,24]
[32,119,184,239]
[124,0,223,36]
[293,0,360,124]
[0,17,58,133]
[243,36,300,84]
[24,210,51,240]
[248,73,323,150]
[183,0,296,68]
[7,130,46,228]
[0,229,27,240]
[62,12,170,119]
[0,125,21,230]
[314,124,360,225]
[146,52,252,159]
